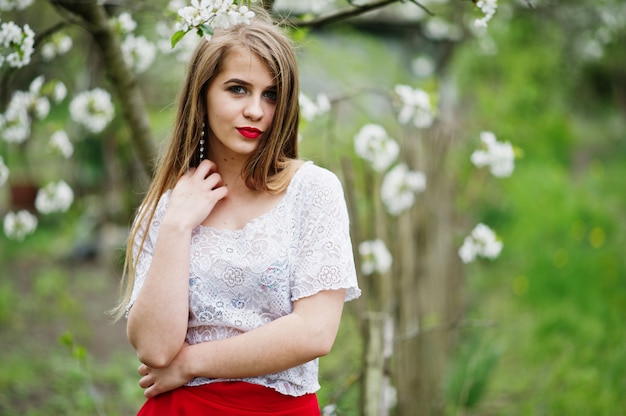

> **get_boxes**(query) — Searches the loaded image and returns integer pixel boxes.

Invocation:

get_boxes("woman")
[112,11,360,416]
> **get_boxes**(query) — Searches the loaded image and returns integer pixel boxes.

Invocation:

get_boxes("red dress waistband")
[137,381,320,415]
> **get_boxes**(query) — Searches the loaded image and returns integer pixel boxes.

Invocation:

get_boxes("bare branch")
[285,0,427,29]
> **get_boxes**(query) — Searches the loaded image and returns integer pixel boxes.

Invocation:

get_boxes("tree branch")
[285,0,431,29]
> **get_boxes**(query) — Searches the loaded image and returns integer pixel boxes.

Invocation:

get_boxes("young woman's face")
[205,47,277,160]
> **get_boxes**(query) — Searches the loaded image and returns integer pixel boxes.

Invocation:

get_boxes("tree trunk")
[392,128,464,415]
[50,0,157,176]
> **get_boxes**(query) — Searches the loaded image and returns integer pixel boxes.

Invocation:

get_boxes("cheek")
[266,106,277,124]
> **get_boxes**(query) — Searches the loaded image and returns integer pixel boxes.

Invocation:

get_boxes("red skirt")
[137,381,320,415]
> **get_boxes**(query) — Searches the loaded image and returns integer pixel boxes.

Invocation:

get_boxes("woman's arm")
[127,160,227,368]
[138,288,346,397]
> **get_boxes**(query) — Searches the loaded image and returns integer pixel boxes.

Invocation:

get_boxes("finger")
[138,364,149,376]
[204,172,224,190]
[144,381,163,398]
[139,374,153,389]
[196,159,218,178]
[145,385,158,398]
[211,184,228,202]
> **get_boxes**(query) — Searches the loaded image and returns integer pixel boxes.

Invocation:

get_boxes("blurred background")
[1,0,625,415]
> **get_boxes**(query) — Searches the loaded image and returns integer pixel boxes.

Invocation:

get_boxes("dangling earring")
[199,123,205,160]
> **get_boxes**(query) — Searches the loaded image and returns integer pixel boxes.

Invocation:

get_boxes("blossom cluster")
[0,73,76,240]
[458,223,502,263]
[35,180,74,214]
[381,163,426,216]
[394,85,436,129]
[353,123,426,216]
[299,92,330,122]
[354,124,399,173]
[3,210,37,241]
[0,0,33,11]
[474,0,498,28]
[172,0,255,46]
[49,130,73,158]
[110,12,156,74]
[0,76,66,144]
[41,32,73,62]
[0,19,35,69]
[359,239,393,276]
[424,17,463,42]
[470,131,515,177]
[69,88,115,134]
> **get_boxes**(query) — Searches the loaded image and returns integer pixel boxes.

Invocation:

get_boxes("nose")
[243,96,264,121]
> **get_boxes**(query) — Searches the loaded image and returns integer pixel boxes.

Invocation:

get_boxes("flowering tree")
[0,0,510,415]
[0,0,535,414]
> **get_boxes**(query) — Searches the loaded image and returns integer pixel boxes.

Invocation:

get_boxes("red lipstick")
[237,127,262,139]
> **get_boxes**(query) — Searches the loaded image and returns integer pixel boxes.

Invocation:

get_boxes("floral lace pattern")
[128,162,360,396]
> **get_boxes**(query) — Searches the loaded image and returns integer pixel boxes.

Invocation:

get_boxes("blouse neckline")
[196,161,312,236]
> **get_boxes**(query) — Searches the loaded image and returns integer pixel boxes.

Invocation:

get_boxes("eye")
[263,89,277,101]
[229,85,246,95]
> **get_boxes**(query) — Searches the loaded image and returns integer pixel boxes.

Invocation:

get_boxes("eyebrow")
[224,78,276,90]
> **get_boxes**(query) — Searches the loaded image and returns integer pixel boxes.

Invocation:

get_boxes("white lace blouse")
[128,161,361,396]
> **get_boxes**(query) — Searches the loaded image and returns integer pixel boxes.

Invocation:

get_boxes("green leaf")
[171,30,186,48]
[198,23,214,37]
[59,331,73,348]
[74,345,87,362]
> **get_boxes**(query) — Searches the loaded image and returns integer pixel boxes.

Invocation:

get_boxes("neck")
[208,153,250,194]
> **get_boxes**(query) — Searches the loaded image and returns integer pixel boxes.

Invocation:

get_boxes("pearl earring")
[199,123,205,160]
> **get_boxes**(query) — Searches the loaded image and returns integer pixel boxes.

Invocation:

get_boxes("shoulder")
[291,161,346,208]
[294,161,342,190]
[136,189,172,228]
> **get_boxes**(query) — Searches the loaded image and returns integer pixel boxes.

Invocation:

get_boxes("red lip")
[237,127,262,139]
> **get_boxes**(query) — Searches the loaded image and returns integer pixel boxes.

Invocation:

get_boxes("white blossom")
[0,76,55,143]
[52,81,68,103]
[41,33,73,61]
[35,180,74,214]
[381,163,426,216]
[0,0,34,12]
[29,75,44,95]
[359,239,393,275]
[322,403,337,416]
[33,96,50,120]
[394,85,436,129]
[3,210,37,240]
[353,124,399,173]
[474,0,498,28]
[411,55,435,78]
[114,12,138,34]
[69,88,115,133]
[470,131,515,177]
[458,223,502,263]
[0,156,9,186]
[121,34,157,73]
[49,130,73,158]
[0,21,35,68]
[424,17,463,41]
[0,91,32,143]
[175,0,255,42]
[299,92,330,121]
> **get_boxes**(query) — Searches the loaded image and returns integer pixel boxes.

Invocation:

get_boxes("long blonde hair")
[111,13,300,320]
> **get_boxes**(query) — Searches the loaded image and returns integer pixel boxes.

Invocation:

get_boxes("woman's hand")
[138,343,193,398]
[164,159,228,231]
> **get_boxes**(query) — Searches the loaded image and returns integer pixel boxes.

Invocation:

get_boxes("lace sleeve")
[291,167,361,302]
[125,191,170,315]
